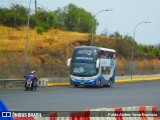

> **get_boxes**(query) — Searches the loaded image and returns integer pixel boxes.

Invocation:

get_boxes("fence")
[0,65,160,79]
[116,66,160,76]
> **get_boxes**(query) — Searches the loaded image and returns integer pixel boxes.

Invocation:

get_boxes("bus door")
[100,59,112,82]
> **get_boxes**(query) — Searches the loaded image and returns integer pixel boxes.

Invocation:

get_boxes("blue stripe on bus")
[70,76,101,85]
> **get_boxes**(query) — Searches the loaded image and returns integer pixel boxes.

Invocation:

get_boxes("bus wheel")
[108,80,112,87]
[97,80,102,88]
[74,85,78,88]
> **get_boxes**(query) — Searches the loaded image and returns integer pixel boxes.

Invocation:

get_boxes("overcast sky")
[1,0,159,45]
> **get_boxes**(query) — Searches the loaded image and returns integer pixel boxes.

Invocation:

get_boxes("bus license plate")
[81,81,84,84]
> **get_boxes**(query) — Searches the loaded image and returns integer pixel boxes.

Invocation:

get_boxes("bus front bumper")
[70,77,100,86]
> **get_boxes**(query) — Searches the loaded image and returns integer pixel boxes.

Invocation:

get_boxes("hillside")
[0,25,160,78]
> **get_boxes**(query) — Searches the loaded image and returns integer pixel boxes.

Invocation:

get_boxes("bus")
[67,46,116,87]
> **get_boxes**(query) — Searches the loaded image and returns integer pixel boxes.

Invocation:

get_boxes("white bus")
[67,46,116,87]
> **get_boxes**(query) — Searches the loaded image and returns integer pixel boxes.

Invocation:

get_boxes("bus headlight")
[89,80,94,82]
[71,78,76,81]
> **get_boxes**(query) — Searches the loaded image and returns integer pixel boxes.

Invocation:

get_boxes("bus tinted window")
[99,51,115,59]
[101,66,111,75]
[99,51,109,59]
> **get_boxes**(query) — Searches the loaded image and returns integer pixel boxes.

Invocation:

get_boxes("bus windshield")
[70,62,98,77]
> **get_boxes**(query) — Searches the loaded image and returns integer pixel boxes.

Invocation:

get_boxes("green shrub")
[42,23,50,32]
[35,26,44,34]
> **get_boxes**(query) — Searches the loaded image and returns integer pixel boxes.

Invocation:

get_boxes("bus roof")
[74,46,116,53]
[99,47,116,53]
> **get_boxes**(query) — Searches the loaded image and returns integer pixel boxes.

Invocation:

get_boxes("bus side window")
[101,66,111,75]
[110,53,113,59]
[109,53,115,59]
[107,53,111,59]
[112,53,116,59]
[105,52,108,59]
[99,51,107,58]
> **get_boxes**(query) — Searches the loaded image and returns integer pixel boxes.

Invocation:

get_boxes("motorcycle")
[24,74,38,91]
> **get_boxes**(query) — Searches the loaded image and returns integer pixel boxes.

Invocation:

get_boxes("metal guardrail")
[0,78,49,88]
[0,79,25,88]
[0,79,25,82]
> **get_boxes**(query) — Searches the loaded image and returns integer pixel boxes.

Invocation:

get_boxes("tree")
[0,3,97,33]
[54,3,95,33]
[0,4,28,27]
[29,15,37,28]
[101,29,109,36]
[35,8,57,31]
[154,43,160,59]
[0,7,9,24]
[4,12,22,27]
[10,4,28,25]
[54,8,66,29]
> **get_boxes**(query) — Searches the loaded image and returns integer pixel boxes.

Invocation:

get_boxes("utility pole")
[24,0,31,75]
[35,0,37,14]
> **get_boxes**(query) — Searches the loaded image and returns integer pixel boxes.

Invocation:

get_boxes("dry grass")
[0,25,159,68]
[0,25,89,52]
[0,25,91,68]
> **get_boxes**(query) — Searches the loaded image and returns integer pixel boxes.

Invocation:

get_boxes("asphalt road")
[0,80,160,111]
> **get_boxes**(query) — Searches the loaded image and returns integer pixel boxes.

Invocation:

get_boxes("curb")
[47,82,70,86]
[47,77,160,86]
[116,77,160,82]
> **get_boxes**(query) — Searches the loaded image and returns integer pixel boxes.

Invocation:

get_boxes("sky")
[0,0,160,45]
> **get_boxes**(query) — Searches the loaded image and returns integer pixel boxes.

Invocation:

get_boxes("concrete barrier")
[38,78,48,87]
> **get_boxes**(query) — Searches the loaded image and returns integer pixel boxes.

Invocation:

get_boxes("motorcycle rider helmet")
[31,70,36,74]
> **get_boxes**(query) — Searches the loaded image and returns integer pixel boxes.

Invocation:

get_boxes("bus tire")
[97,80,102,88]
[74,85,78,88]
[108,80,112,87]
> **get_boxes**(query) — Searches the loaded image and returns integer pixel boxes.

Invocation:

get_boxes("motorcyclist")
[24,70,38,91]
[30,70,38,91]
[31,70,37,77]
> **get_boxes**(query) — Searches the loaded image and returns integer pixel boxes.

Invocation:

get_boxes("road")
[0,80,160,111]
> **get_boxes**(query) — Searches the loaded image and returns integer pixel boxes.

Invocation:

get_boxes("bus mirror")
[96,59,100,68]
[67,58,72,66]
